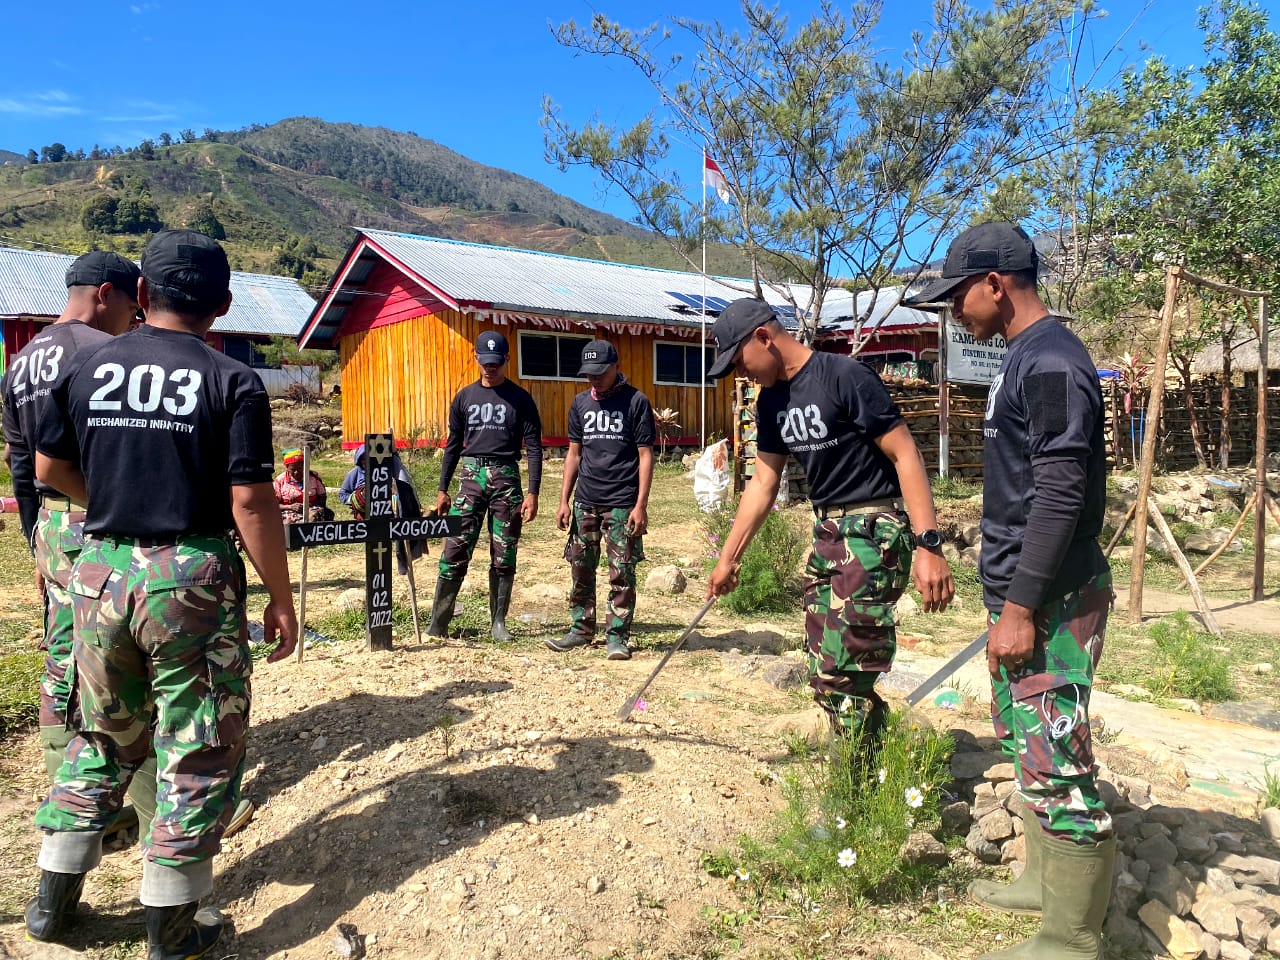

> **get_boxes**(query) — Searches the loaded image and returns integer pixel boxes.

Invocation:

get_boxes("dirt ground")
[1,464,1278,960]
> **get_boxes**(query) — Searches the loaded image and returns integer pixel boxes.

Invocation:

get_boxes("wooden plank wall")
[339,308,737,446]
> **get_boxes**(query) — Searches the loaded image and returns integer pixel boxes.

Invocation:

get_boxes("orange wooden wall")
[339,307,736,446]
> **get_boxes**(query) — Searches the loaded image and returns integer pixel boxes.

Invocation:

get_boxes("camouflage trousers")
[565,502,644,643]
[805,511,912,733]
[439,459,524,582]
[32,507,158,831]
[36,532,251,899]
[990,570,1114,843]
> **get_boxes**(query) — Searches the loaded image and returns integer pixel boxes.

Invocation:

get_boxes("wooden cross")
[285,433,460,651]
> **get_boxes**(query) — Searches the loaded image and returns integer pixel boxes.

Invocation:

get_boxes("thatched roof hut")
[1191,327,1280,375]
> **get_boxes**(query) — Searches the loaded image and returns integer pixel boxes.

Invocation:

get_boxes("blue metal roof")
[0,245,315,338]
[301,229,811,348]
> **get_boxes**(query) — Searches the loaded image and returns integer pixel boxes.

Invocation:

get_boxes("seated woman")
[273,448,334,523]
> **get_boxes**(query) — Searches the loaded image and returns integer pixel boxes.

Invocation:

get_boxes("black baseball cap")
[706,298,776,380]
[903,222,1038,306]
[141,229,231,303]
[475,330,509,364]
[65,251,141,297]
[578,339,619,376]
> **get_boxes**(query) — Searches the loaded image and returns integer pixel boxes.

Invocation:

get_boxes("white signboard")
[944,318,1007,385]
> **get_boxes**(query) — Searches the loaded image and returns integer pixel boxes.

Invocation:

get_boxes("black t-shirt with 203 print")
[37,325,275,539]
[568,384,656,509]
[756,351,904,508]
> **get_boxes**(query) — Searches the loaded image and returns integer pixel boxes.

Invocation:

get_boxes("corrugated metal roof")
[362,228,788,323]
[816,288,937,339]
[0,245,315,337]
[302,228,850,349]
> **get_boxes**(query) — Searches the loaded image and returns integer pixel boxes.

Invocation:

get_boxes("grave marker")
[284,433,460,651]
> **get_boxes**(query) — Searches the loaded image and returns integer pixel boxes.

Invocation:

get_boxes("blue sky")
[4,0,1276,225]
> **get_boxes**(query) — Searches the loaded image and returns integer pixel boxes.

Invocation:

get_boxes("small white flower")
[835,816,847,830]
[905,786,924,809]
[905,814,916,828]
[735,868,750,881]
[837,847,857,868]
[839,696,853,714]
[878,768,887,784]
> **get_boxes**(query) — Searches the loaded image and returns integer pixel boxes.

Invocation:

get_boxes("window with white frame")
[653,340,714,386]
[517,331,592,380]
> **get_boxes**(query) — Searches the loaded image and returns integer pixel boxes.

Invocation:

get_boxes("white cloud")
[0,91,83,116]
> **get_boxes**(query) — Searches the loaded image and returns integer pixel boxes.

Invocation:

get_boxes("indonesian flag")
[704,154,731,203]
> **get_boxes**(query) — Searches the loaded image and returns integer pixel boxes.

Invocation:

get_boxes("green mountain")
[0,149,28,166]
[0,118,752,289]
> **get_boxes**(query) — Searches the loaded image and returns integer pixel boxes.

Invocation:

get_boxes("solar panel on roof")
[664,290,728,313]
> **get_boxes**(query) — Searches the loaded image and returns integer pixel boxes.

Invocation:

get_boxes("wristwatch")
[914,529,944,550]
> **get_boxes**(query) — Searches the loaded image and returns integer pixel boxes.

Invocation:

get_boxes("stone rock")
[1113,809,1147,839]
[965,824,1003,864]
[1176,823,1219,863]
[893,592,920,623]
[899,831,950,867]
[1192,890,1240,940]
[1185,528,1244,554]
[1098,779,1123,810]
[1117,774,1153,806]
[1217,941,1251,960]
[1209,853,1280,887]
[1141,822,1173,840]
[1260,808,1280,846]
[1104,912,1148,951]
[1200,930,1222,960]
[1137,833,1181,871]
[986,763,1017,784]
[951,751,1008,781]
[587,876,605,894]
[958,523,982,547]
[940,801,972,837]
[644,565,687,595]
[1236,906,1270,950]
[1148,806,1190,828]
[338,588,364,612]
[942,542,962,566]
[758,657,807,690]
[1205,867,1239,895]
[979,808,1015,843]
[1001,833,1026,865]
[960,545,981,567]
[1268,924,1280,954]
[1148,864,1196,915]
[971,782,1001,820]
[1139,899,1208,960]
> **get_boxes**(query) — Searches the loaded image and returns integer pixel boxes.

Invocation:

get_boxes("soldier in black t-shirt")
[26,231,298,960]
[545,339,656,660]
[427,330,543,642]
[706,299,954,740]
[0,253,153,795]
[904,223,1114,960]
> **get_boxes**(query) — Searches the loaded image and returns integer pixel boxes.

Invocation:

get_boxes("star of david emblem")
[368,436,393,460]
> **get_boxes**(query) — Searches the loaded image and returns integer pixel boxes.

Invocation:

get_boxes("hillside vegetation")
[0,118,755,291]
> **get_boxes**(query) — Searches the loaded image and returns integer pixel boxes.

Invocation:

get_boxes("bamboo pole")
[1145,496,1222,637]
[1253,297,1269,601]
[1105,501,1138,558]
[1181,492,1257,582]
[1130,266,1182,624]
[296,445,311,663]
[1170,269,1268,299]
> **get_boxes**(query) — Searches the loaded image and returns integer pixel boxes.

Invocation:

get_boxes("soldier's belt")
[40,494,88,512]
[812,497,903,520]
[463,456,516,467]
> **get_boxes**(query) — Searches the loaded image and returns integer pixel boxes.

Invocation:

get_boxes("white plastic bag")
[692,439,731,512]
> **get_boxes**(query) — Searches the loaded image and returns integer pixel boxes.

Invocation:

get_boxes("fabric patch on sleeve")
[1024,371,1069,435]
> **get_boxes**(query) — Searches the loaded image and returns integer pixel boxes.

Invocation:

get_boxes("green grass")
[931,475,982,501]
[714,712,954,909]
[0,649,43,738]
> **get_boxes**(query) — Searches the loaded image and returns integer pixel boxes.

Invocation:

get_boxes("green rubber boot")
[426,577,464,639]
[977,833,1116,960]
[970,807,1044,916]
[489,570,515,643]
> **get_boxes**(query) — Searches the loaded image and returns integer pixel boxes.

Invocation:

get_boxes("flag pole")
[700,147,708,451]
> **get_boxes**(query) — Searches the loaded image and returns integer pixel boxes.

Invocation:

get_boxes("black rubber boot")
[490,570,515,643]
[426,577,464,639]
[545,631,593,652]
[25,869,87,943]
[145,902,223,960]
